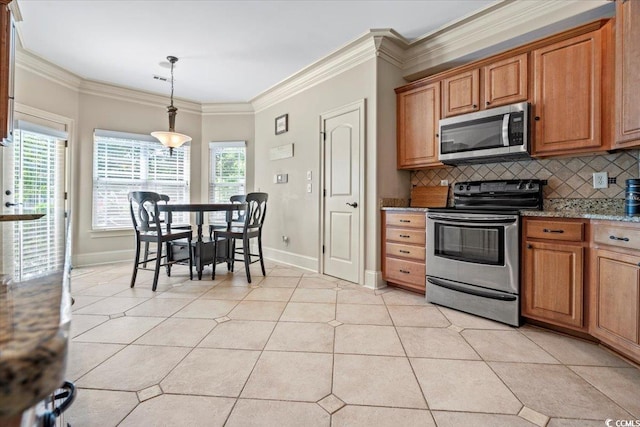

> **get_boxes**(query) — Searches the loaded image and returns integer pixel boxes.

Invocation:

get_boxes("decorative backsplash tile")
[411,150,640,200]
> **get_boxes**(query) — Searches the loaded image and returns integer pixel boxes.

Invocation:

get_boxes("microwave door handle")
[502,113,510,147]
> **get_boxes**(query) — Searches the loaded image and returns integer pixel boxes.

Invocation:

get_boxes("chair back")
[243,192,268,232]
[227,194,247,223]
[129,191,163,234]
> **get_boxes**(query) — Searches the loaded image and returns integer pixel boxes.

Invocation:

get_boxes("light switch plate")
[306,183,312,193]
[307,170,312,180]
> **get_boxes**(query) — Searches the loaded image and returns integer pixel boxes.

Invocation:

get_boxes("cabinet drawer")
[385,257,425,286]
[386,228,426,245]
[525,220,584,242]
[385,212,426,228]
[386,242,425,262]
[593,223,640,251]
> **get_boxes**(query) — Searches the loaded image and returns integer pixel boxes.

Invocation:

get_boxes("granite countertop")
[521,199,640,223]
[381,206,430,212]
[0,271,71,418]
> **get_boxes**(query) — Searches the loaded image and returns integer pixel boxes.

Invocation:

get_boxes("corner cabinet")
[590,221,640,362]
[0,0,14,145]
[615,0,640,147]
[522,218,587,331]
[395,82,442,169]
[382,210,426,294]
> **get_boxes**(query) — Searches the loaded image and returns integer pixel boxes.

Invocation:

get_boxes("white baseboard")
[364,269,386,290]
[73,249,134,267]
[262,246,318,272]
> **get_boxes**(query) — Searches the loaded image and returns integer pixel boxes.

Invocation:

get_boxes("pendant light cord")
[170,60,175,108]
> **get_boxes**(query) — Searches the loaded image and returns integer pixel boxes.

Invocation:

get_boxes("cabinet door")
[442,69,479,117]
[523,240,584,329]
[532,30,603,155]
[396,82,441,169]
[483,53,528,109]
[592,249,640,346]
[615,0,640,147]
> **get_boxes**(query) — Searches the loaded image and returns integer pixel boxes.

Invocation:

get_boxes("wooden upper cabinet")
[615,0,640,147]
[483,53,528,108]
[442,69,479,117]
[396,82,442,169]
[532,25,611,156]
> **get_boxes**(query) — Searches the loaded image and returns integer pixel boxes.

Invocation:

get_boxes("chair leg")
[165,242,172,277]
[212,238,217,280]
[230,239,236,272]
[258,233,266,276]
[152,240,162,291]
[243,236,252,283]
[131,238,141,288]
[188,239,193,280]
[143,241,150,268]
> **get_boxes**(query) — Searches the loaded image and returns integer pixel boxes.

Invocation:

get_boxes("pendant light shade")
[151,56,191,155]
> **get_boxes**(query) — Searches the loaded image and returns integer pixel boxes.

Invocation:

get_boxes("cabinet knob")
[473,104,478,109]
[435,133,439,138]
[527,244,533,249]
[485,101,491,106]
[534,116,540,121]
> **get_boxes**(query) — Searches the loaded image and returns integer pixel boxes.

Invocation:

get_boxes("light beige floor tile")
[335,324,404,356]
[547,419,606,427]
[134,318,216,346]
[219,274,261,287]
[269,267,306,277]
[65,388,138,427]
[398,327,480,359]
[411,358,521,413]
[77,344,189,391]
[200,286,252,300]
[74,282,133,297]
[124,297,191,317]
[388,305,450,327]
[298,277,339,289]
[462,330,558,363]
[258,277,301,288]
[332,406,434,427]
[199,320,277,350]
[161,348,260,396]
[228,300,287,321]
[280,302,336,322]
[73,316,164,344]
[431,411,536,427]
[241,351,332,401]
[521,327,631,367]
[113,287,159,298]
[290,288,337,303]
[336,304,392,325]
[69,314,110,338]
[71,295,106,311]
[381,290,428,306]
[318,394,345,414]
[226,399,330,427]
[173,299,238,319]
[65,342,125,381]
[154,284,213,299]
[119,394,235,427]
[74,296,149,315]
[264,322,334,353]
[337,290,384,305]
[437,306,513,330]
[333,354,426,409]
[570,365,640,418]
[490,362,632,419]
[244,287,295,301]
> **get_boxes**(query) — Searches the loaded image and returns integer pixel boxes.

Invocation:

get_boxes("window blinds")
[92,130,190,230]
[208,141,246,223]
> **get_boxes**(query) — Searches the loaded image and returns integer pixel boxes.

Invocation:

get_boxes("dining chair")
[208,194,246,239]
[143,194,191,267]
[129,191,193,291]
[212,192,268,283]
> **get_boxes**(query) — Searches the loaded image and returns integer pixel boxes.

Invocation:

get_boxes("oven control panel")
[452,179,545,211]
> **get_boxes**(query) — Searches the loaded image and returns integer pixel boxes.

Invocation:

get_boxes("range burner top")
[433,179,544,212]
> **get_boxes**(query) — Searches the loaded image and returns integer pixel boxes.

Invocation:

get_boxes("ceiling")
[15,0,496,104]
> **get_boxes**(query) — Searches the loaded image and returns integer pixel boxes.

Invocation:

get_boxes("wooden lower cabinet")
[522,218,586,331]
[382,210,426,294]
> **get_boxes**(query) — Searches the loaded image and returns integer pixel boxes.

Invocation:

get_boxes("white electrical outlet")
[440,180,449,186]
[306,183,312,193]
[593,172,608,189]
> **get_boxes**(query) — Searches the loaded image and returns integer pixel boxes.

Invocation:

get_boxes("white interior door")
[1,121,68,279]
[322,101,364,283]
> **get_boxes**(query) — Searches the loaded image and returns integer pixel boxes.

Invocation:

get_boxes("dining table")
[158,202,245,280]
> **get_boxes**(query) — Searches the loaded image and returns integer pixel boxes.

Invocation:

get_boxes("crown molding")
[201,103,254,116]
[373,29,409,69]
[16,48,83,92]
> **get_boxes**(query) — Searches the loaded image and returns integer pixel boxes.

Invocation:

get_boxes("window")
[92,129,190,230]
[208,141,246,222]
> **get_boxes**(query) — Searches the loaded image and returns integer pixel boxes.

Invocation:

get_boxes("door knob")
[346,202,358,208]
[5,202,21,207]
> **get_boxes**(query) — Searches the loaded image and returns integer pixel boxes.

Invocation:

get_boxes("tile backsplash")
[412,150,640,199]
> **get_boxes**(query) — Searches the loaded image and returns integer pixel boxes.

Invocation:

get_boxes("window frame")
[208,141,246,222]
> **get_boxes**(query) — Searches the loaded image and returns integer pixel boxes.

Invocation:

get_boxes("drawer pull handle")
[399,269,410,274]
[610,235,630,242]
[399,250,411,254]
[543,229,564,234]
[399,234,411,238]
[399,219,411,223]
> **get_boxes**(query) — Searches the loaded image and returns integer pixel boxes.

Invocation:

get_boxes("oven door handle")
[427,215,517,225]
[427,277,517,301]
[502,113,511,147]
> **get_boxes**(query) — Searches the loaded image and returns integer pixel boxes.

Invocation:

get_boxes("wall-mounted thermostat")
[274,173,288,184]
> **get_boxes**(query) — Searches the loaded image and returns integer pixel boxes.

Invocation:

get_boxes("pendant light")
[151,55,191,155]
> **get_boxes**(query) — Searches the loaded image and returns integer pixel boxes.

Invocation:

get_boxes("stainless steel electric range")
[426,179,543,327]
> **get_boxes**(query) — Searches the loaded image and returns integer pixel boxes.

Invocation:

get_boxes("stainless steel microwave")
[438,102,530,165]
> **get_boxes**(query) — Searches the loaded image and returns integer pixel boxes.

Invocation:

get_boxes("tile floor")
[64,261,640,426]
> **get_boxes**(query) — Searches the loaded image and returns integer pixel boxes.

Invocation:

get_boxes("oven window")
[434,223,504,265]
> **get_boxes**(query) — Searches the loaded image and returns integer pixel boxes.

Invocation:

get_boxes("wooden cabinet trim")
[615,0,640,147]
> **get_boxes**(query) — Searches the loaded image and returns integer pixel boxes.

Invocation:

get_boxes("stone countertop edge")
[0,271,71,418]
[520,210,640,222]
[381,207,430,212]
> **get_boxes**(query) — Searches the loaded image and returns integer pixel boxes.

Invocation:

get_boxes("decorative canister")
[625,179,640,216]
